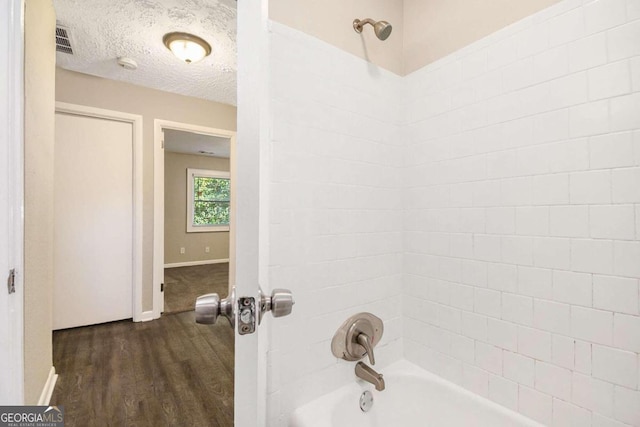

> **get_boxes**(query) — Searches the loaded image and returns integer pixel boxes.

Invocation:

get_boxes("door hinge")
[161,139,164,149]
[161,282,164,292]
[7,269,15,294]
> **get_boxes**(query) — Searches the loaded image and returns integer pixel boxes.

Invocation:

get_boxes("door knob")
[195,288,235,327]
[196,287,294,333]
[258,288,295,324]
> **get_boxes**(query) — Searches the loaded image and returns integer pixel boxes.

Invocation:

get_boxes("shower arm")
[353,18,376,33]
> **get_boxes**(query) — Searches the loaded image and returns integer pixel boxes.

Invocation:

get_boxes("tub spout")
[355,362,385,391]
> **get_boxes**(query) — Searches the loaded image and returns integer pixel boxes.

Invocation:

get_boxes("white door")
[235,1,268,425]
[53,112,133,330]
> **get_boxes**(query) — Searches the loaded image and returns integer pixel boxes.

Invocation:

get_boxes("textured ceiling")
[53,0,237,106]
[164,129,230,158]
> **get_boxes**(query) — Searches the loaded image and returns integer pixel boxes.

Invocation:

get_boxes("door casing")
[0,0,25,405]
[153,120,237,318]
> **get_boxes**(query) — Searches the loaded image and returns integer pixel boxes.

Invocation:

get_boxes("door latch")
[238,297,256,335]
[7,269,15,294]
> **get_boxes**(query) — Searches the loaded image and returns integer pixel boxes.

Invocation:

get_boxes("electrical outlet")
[180,247,185,254]
[205,246,210,253]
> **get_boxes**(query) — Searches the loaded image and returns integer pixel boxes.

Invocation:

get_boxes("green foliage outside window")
[193,176,230,226]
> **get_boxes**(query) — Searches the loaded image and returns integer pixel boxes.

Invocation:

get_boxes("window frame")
[186,167,231,233]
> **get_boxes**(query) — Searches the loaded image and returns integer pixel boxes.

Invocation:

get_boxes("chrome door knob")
[195,288,235,328]
[195,293,220,324]
[258,288,295,324]
[270,289,295,318]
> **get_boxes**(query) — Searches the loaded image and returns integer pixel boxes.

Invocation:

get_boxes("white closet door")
[53,112,133,330]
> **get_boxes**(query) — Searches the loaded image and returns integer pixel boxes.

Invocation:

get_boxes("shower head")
[353,18,393,41]
[373,21,393,40]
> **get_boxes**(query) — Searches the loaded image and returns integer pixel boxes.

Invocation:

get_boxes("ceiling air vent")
[55,25,73,54]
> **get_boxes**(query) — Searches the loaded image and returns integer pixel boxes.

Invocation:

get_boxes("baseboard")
[139,311,154,322]
[37,367,58,406]
[164,258,229,268]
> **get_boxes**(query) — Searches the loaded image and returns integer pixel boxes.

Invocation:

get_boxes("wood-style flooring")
[50,311,234,427]
[164,263,230,314]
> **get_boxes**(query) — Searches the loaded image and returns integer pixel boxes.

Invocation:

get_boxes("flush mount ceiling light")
[163,32,212,64]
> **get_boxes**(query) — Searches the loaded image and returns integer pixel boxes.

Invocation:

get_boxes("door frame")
[152,120,237,318]
[0,0,25,405]
[54,102,145,322]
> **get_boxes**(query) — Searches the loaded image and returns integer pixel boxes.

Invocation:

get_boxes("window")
[187,168,230,232]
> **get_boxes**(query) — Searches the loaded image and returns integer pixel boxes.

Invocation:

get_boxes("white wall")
[56,68,236,311]
[24,0,55,404]
[269,0,566,76]
[164,152,230,265]
[403,0,640,425]
[402,0,562,74]
[269,0,404,75]
[265,22,404,425]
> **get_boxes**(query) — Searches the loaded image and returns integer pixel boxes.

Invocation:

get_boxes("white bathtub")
[290,360,544,427]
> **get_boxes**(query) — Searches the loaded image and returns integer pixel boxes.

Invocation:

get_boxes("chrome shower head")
[353,18,393,41]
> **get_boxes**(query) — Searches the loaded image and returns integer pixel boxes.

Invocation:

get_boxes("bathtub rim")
[289,358,545,427]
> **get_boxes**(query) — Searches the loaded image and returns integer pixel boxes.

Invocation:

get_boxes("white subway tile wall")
[266,0,639,424]
[403,0,640,425]
[266,22,404,425]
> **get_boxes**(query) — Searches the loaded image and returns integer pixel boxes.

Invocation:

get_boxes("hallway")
[50,311,234,427]
[164,263,230,314]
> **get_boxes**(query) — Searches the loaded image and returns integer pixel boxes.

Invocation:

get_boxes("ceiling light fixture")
[163,32,211,64]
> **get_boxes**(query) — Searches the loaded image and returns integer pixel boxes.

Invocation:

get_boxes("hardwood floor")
[51,311,234,427]
[164,263,230,314]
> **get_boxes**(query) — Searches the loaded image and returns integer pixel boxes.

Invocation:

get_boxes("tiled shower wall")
[403,0,640,425]
[265,22,404,425]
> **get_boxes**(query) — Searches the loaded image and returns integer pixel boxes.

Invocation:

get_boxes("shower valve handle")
[331,313,384,365]
[357,333,376,365]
